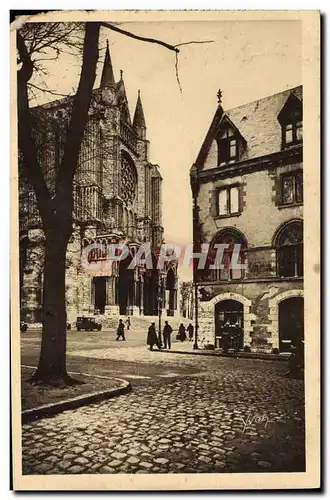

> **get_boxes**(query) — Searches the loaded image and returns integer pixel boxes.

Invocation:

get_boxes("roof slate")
[225,85,302,161]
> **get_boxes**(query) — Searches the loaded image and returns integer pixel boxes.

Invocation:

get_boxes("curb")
[159,348,290,362]
[22,377,131,424]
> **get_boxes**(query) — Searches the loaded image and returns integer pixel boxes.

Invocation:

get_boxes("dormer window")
[278,93,303,149]
[284,120,303,147]
[217,124,242,165]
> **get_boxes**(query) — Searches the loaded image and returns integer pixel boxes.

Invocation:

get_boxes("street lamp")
[157,272,164,348]
[193,280,199,350]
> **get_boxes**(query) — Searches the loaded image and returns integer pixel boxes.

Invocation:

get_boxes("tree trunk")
[31,232,72,385]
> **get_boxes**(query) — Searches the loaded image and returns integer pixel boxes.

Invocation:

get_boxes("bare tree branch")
[100,21,180,53]
[174,40,215,48]
[28,82,73,98]
[175,52,182,94]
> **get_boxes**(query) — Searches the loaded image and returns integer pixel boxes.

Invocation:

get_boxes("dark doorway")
[143,270,158,316]
[166,268,176,316]
[118,258,134,315]
[93,277,106,314]
[215,299,244,350]
[279,296,304,352]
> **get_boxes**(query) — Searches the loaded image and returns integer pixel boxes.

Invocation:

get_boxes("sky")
[29,17,302,281]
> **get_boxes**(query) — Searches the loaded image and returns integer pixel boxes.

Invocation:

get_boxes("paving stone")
[140,461,153,469]
[57,460,72,470]
[198,444,210,451]
[154,458,169,465]
[110,451,126,460]
[82,450,95,458]
[68,465,85,474]
[75,457,90,465]
[126,448,140,457]
[100,465,116,473]
[198,455,212,464]
[21,352,305,475]
[108,459,123,468]
[71,446,84,454]
[35,463,53,473]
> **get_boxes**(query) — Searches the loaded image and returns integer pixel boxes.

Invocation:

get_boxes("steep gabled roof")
[225,85,302,162]
[193,85,302,170]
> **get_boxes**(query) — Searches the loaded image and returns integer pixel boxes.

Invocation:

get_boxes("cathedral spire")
[100,40,115,88]
[133,90,146,130]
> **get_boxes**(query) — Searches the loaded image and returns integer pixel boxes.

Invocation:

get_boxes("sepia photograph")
[11,9,320,490]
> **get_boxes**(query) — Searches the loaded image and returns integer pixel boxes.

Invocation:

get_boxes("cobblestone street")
[22,354,305,474]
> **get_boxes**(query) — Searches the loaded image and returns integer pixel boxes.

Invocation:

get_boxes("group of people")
[147,322,195,351]
[116,317,195,349]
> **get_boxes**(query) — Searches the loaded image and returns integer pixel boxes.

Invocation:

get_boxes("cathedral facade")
[191,86,303,353]
[19,42,178,324]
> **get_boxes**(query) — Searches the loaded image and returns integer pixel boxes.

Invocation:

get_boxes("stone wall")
[197,165,303,247]
[197,280,303,352]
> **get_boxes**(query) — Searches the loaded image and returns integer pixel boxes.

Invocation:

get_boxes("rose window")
[121,156,137,204]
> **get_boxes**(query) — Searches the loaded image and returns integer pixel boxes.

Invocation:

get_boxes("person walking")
[222,331,229,354]
[178,323,186,342]
[163,321,173,350]
[147,322,160,351]
[125,317,131,330]
[187,323,194,341]
[116,319,126,341]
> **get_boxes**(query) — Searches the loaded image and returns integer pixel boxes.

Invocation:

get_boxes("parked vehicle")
[20,321,28,332]
[76,317,102,332]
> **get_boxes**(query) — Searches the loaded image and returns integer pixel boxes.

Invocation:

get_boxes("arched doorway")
[279,297,304,352]
[215,299,244,350]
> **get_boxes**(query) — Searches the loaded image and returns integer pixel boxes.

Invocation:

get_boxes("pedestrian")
[125,317,131,330]
[147,322,161,351]
[232,330,239,353]
[178,323,186,342]
[222,331,229,353]
[286,340,304,378]
[187,323,194,341]
[163,320,173,349]
[116,319,125,341]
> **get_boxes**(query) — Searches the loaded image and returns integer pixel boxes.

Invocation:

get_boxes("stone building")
[19,42,178,324]
[190,86,303,353]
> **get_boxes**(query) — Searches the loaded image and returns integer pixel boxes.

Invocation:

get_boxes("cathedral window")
[121,154,137,204]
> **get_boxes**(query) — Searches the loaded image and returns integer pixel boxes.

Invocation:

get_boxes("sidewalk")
[163,341,290,362]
